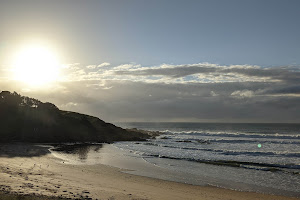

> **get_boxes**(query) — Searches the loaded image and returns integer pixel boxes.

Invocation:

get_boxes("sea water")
[51,123,300,197]
[114,123,300,197]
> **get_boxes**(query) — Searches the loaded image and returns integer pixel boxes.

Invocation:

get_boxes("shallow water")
[50,142,300,197]
[49,123,300,197]
[115,123,300,197]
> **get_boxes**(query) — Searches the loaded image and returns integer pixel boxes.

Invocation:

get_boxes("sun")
[12,44,61,87]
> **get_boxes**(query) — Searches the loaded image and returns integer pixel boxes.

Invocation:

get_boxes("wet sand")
[0,144,298,200]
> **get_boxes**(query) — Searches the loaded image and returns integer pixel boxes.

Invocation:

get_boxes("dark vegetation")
[0,91,150,143]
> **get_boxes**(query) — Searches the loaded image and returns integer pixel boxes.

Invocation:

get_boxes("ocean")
[51,123,300,197]
[114,123,300,197]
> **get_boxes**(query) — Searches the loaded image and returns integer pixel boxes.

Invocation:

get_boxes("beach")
[0,144,298,200]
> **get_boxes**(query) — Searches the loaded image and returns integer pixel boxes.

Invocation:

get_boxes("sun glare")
[12,44,61,87]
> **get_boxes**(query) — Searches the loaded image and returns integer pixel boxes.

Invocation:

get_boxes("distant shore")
[0,143,298,200]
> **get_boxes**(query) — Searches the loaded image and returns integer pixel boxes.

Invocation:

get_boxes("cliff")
[0,91,150,143]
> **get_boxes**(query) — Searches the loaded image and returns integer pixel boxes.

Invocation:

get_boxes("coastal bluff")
[0,91,153,143]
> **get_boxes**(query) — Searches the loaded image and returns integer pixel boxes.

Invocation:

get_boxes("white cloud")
[86,62,110,69]
[57,62,299,87]
[86,65,97,69]
[112,64,141,70]
[98,62,110,68]
[231,90,254,99]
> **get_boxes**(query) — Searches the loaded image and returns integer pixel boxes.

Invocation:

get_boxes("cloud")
[1,62,300,122]
[86,62,111,69]
[110,63,293,84]
[86,65,97,69]
[112,63,141,70]
[59,62,300,87]
[98,62,110,68]
[231,90,254,99]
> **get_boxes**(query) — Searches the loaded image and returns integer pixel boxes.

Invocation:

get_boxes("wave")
[160,130,300,140]
[211,139,300,145]
[137,142,300,158]
[144,154,300,174]
[158,137,300,145]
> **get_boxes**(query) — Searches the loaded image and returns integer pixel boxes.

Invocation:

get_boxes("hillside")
[0,91,150,143]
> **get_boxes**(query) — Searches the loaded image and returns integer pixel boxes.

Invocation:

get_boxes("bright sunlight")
[12,44,61,87]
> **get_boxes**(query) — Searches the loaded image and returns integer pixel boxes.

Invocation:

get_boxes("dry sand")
[0,144,298,200]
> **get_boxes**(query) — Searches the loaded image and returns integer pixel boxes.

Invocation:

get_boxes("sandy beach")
[0,144,298,200]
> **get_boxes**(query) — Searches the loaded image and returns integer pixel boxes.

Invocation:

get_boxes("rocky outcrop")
[0,91,150,143]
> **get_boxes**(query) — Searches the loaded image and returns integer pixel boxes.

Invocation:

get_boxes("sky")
[0,0,300,123]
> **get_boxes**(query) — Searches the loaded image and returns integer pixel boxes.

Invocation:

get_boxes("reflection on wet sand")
[52,143,103,161]
[0,144,50,158]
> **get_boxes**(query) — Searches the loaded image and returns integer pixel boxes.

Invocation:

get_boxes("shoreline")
[52,143,299,197]
[0,143,299,200]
